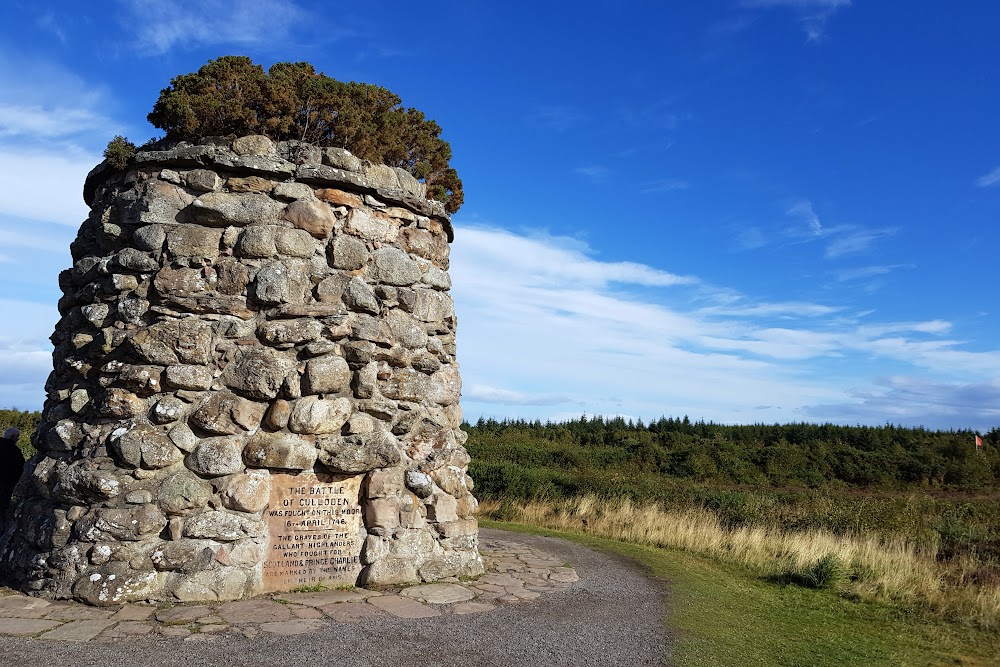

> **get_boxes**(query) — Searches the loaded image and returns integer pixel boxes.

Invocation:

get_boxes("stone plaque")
[263,470,365,593]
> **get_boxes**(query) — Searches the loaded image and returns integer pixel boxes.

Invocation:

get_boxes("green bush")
[147,56,463,213]
[103,135,136,169]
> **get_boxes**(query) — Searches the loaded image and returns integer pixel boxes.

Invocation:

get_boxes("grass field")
[485,520,1000,667]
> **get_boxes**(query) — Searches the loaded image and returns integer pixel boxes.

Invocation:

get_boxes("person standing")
[0,427,25,525]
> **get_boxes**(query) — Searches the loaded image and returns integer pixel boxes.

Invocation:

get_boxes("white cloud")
[449,226,1000,428]
[119,0,309,54]
[639,178,690,194]
[574,165,609,181]
[824,227,896,258]
[743,0,851,42]
[0,147,98,225]
[805,376,1000,431]
[0,298,59,410]
[975,167,1000,188]
[464,385,572,406]
[699,301,840,318]
[787,199,823,235]
[833,264,902,282]
[527,106,586,132]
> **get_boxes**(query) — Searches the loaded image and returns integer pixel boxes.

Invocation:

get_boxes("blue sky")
[1,0,999,430]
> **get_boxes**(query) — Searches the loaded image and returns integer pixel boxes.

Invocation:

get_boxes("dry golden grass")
[480,494,1000,627]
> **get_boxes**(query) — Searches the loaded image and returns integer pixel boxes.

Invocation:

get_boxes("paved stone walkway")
[0,537,578,643]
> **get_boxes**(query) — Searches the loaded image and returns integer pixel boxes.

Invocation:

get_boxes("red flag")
[976,434,983,448]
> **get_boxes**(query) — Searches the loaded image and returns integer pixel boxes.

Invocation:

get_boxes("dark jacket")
[0,435,25,511]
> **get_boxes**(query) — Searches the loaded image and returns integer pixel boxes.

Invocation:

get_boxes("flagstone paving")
[0,538,576,643]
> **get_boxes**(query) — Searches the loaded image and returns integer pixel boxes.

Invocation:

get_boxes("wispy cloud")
[639,178,690,194]
[619,100,681,130]
[781,199,895,259]
[733,226,768,250]
[787,199,823,235]
[118,0,310,54]
[824,227,896,258]
[833,264,910,282]
[574,165,610,181]
[527,105,585,132]
[0,56,114,144]
[699,301,840,318]
[975,166,1000,188]
[743,0,851,42]
[37,10,68,44]
[464,385,572,406]
[0,148,97,225]
[0,105,110,139]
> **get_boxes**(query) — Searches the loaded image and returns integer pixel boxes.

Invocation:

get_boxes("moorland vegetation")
[466,416,1000,628]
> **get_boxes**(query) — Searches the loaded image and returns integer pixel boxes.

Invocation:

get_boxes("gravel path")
[0,528,670,666]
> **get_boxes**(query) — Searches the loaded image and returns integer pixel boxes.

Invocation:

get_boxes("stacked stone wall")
[0,135,482,605]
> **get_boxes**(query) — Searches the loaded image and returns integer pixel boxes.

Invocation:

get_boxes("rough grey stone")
[149,396,185,422]
[232,135,275,156]
[272,182,315,200]
[363,163,401,190]
[109,423,183,469]
[371,246,420,286]
[257,318,323,345]
[185,169,221,192]
[190,391,265,434]
[166,226,223,261]
[217,469,271,513]
[115,248,160,272]
[237,225,278,258]
[191,192,284,226]
[251,261,291,305]
[323,147,362,172]
[343,277,380,314]
[405,471,434,499]
[243,432,317,470]
[275,227,317,257]
[386,309,427,349]
[74,505,166,542]
[72,563,159,606]
[186,436,245,477]
[157,472,214,515]
[183,511,265,541]
[222,347,296,400]
[287,396,352,434]
[303,354,351,395]
[164,364,213,391]
[316,429,400,474]
[345,208,394,242]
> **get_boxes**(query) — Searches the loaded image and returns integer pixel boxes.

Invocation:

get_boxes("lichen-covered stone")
[72,563,160,607]
[317,429,401,474]
[243,432,317,470]
[303,354,351,395]
[217,469,271,513]
[222,347,296,400]
[190,391,265,435]
[157,472,214,515]
[109,424,183,469]
[186,437,245,477]
[287,396,352,434]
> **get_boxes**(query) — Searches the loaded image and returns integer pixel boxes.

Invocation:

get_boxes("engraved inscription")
[263,470,365,592]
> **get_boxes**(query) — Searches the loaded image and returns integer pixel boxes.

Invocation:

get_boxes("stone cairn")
[0,135,482,605]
